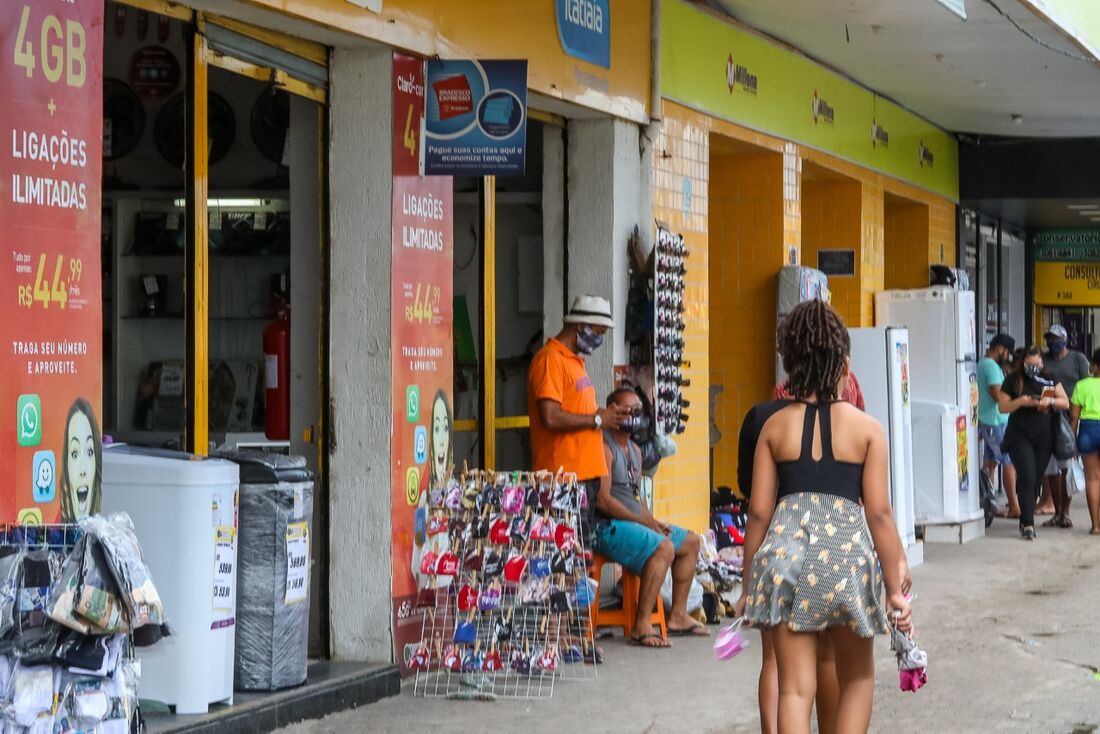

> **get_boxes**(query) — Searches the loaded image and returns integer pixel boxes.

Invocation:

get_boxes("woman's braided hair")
[777,299,850,401]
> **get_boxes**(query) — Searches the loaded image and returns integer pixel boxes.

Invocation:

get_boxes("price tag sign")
[212,526,236,612]
[285,523,310,605]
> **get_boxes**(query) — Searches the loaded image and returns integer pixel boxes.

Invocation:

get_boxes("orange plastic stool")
[588,553,667,640]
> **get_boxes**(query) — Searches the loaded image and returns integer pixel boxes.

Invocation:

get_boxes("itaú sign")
[934,0,967,20]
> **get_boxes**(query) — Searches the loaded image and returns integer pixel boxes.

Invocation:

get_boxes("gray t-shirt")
[1045,350,1090,397]
[601,432,643,518]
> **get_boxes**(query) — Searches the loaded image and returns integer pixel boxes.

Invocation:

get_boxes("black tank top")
[775,401,864,504]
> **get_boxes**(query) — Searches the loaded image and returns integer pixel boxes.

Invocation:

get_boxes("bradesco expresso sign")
[1033,229,1100,306]
[2,3,104,524]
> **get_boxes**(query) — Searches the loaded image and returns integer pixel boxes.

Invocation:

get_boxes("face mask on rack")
[576,326,604,356]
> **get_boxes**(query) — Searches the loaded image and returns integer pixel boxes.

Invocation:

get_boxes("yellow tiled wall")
[653,100,957,524]
[709,149,785,495]
[885,199,932,291]
[802,178,863,327]
[650,108,712,533]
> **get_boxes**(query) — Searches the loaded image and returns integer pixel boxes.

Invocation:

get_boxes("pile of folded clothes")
[0,513,167,732]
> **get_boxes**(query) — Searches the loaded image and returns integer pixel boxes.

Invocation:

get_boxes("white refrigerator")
[849,327,923,568]
[875,287,983,529]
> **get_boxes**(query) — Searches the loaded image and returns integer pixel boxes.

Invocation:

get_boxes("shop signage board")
[1033,230,1100,305]
[390,53,455,675]
[1,2,104,524]
[231,0,650,123]
[393,54,425,177]
[555,0,611,69]
[1034,229,1100,261]
[661,0,959,202]
[423,59,528,177]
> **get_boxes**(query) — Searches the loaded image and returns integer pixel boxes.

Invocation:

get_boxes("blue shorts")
[980,424,1012,466]
[592,519,689,576]
[1079,420,1100,455]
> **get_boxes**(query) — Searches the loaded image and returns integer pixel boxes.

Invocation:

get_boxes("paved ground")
[279,506,1100,734]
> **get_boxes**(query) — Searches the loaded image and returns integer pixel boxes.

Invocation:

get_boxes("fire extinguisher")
[263,300,290,440]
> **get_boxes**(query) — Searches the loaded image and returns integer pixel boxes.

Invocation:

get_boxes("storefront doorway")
[707,134,783,494]
[452,118,560,472]
[885,191,931,291]
[101,0,329,652]
[801,161,861,325]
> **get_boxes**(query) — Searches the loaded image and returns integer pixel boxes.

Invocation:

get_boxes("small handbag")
[1054,410,1077,461]
[714,617,749,661]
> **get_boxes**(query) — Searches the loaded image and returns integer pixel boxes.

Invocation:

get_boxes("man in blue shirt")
[977,334,1019,518]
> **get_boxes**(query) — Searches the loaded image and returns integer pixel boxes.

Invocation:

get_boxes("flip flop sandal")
[436,551,460,577]
[554,523,576,550]
[457,580,479,612]
[408,644,431,671]
[629,633,671,649]
[504,551,528,583]
[502,484,525,514]
[454,618,478,644]
[489,517,510,545]
[1042,516,1060,528]
[1057,515,1074,528]
[583,644,603,665]
[668,624,710,637]
[479,581,503,612]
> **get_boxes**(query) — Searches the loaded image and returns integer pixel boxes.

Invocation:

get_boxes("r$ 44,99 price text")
[405,282,441,324]
[17,254,83,310]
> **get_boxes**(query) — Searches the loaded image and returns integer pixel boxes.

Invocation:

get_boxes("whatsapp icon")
[17,395,42,447]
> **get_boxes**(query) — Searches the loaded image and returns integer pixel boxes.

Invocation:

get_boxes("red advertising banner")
[392,53,424,177]
[390,176,453,672]
[1,2,104,524]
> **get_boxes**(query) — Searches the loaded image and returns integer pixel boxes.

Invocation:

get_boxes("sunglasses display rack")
[654,224,690,436]
[411,471,599,699]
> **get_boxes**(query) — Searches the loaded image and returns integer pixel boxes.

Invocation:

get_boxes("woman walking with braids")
[735,300,912,734]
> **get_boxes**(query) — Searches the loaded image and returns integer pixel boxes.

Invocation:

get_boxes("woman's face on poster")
[432,397,450,482]
[66,411,96,518]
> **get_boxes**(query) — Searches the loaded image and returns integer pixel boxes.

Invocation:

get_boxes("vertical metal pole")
[185,27,210,455]
[996,220,1003,334]
[974,211,982,353]
[480,176,497,469]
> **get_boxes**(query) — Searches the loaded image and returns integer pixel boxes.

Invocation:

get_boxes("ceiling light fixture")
[1067,204,1098,210]
[1011,114,1023,125]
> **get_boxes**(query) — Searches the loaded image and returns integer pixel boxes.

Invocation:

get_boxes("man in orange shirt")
[528,295,630,508]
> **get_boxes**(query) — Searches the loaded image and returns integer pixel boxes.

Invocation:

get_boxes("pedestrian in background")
[998,346,1070,541]
[977,334,1020,519]
[1070,349,1100,536]
[736,299,912,733]
[1040,325,1090,527]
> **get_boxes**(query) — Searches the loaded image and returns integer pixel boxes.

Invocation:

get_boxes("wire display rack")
[0,520,146,732]
[412,471,598,699]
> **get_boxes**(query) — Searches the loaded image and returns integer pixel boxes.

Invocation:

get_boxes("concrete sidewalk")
[279,506,1100,733]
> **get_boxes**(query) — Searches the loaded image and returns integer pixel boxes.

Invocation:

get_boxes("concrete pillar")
[566,118,651,397]
[327,46,393,661]
[542,125,566,339]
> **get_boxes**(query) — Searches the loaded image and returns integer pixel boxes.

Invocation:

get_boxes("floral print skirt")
[745,492,889,638]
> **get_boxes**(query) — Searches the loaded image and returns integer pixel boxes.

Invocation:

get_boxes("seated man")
[592,387,707,648]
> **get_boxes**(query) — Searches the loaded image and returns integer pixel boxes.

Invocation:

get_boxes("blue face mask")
[1047,339,1066,355]
[576,326,604,355]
